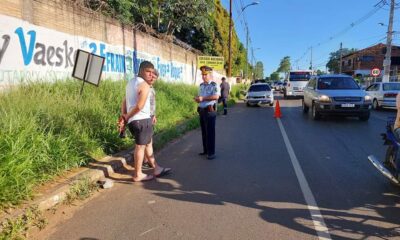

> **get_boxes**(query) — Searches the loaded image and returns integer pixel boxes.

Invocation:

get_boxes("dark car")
[302,75,372,121]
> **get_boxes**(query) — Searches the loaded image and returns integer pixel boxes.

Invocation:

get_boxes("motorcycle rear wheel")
[384,145,397,170]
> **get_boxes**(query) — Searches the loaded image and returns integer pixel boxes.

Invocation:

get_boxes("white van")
[284,70,313,98]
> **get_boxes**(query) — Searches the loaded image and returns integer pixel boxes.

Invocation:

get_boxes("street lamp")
[228,1,259,79]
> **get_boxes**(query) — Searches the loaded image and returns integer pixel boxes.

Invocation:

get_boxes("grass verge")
[0,79,244,208]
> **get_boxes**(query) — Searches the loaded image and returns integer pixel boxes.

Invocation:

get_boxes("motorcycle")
[368,117,400,185]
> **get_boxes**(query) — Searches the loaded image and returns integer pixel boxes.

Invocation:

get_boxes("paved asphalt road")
[44,93,400,240]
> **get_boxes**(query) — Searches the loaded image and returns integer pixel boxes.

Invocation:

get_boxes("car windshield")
[289,72,311,81]
[317,77,360,90]
[249,85,270,92]
[383,83,400,91]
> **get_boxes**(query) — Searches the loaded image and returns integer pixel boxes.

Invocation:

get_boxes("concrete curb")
[0,148,134,225]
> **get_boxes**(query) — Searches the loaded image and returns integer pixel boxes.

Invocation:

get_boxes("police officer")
[194,65,220,160]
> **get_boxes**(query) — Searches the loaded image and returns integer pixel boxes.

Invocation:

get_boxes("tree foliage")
[277,56,291,73]
[326,48,357,73]
[270,72,280,80]
[254,61,264,79]
[81,0,251,76]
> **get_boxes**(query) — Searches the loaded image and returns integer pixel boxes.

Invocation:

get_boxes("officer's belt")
[198,104,216,112]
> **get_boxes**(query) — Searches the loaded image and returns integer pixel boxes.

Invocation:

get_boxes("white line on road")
[277,118,331,240]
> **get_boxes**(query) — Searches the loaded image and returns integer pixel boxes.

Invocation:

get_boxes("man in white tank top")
[121,61,171,182]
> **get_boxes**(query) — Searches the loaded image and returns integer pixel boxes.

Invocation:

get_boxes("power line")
[294,0,386,66]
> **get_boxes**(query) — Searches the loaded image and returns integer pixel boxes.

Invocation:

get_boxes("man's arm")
[124,82,150,120]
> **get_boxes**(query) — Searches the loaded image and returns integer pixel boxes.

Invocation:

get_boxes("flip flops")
[133,174,154,182]
[155,167,172,178]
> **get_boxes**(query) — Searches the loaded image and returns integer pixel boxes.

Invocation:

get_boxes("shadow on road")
[132,102,400,239]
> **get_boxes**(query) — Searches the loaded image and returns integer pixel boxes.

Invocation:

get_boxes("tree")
[326,48,357,73]
[254,61,264,79]
[270,72,280,80]
[88,0,248,76]
[277,56,291,73]
[316,69,326,75]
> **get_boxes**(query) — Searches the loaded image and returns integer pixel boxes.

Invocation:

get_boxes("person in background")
[219,77,230,115]
[194,65,220,160]
[121,61,171,182]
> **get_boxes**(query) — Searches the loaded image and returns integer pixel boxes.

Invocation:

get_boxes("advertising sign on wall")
[0,14,193,87]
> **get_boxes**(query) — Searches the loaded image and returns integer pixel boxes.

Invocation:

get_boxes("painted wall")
[0,14,196,86]
[0,0,228,90]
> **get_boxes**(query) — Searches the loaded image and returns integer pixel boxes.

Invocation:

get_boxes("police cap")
[200,65,213,75]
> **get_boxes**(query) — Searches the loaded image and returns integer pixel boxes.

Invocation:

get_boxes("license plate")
[341,103,355,108]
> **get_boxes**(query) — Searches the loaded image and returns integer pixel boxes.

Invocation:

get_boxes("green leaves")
[277,56,291,73]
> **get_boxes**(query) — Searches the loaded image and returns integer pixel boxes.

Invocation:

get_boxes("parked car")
[274,82,283,91]
[271,81,279,89]
[245,83,274,107]
[302,75,372,121]
[365,82,400,110]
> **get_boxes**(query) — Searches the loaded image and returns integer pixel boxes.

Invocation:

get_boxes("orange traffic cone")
[274,100,282,118]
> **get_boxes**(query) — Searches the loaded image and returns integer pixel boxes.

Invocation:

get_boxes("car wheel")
[373,99,380,110]
[312,103,321,120]
[269,102,274,107]
[302,99,309,113]
[359,112,370,121]
[246,102,251,107]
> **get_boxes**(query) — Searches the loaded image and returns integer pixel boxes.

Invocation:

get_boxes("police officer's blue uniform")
[197,66,220,159]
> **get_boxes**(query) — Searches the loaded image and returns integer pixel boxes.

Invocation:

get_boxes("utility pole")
[228,0,233,78]
[339,42,343,74]
[245,26,249,81]
[383,0,395,82]
[310,47,313,70]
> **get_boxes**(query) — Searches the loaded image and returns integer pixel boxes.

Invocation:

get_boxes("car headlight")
[364,95,372,102]
[318,95,331,103]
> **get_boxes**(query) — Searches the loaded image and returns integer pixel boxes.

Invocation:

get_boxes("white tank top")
[126,77,151,123]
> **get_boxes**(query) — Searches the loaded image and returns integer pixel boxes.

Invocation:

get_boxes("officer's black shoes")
[198,152,207,156]
[207,154,216,160]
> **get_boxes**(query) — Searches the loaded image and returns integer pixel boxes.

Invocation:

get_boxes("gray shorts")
[127,118,153,145]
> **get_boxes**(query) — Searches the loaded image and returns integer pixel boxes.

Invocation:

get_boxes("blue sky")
[220,0,399,77]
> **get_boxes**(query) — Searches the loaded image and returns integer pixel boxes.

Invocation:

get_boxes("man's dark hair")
[221,77,226,81]
[139,61,154,77]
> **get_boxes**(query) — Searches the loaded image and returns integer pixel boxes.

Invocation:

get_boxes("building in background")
[341,43,400,81]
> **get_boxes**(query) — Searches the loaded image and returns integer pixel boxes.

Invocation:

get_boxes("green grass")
[63,177,99,205]
[0,79,195,207]
[0,79,244,208]
[0,205,47,240]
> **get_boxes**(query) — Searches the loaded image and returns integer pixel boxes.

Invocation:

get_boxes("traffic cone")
[274,100,282,118]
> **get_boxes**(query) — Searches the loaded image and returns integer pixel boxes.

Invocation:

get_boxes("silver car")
[245,83,274,107]
[365,82,400,110]
[302,75,372,121]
